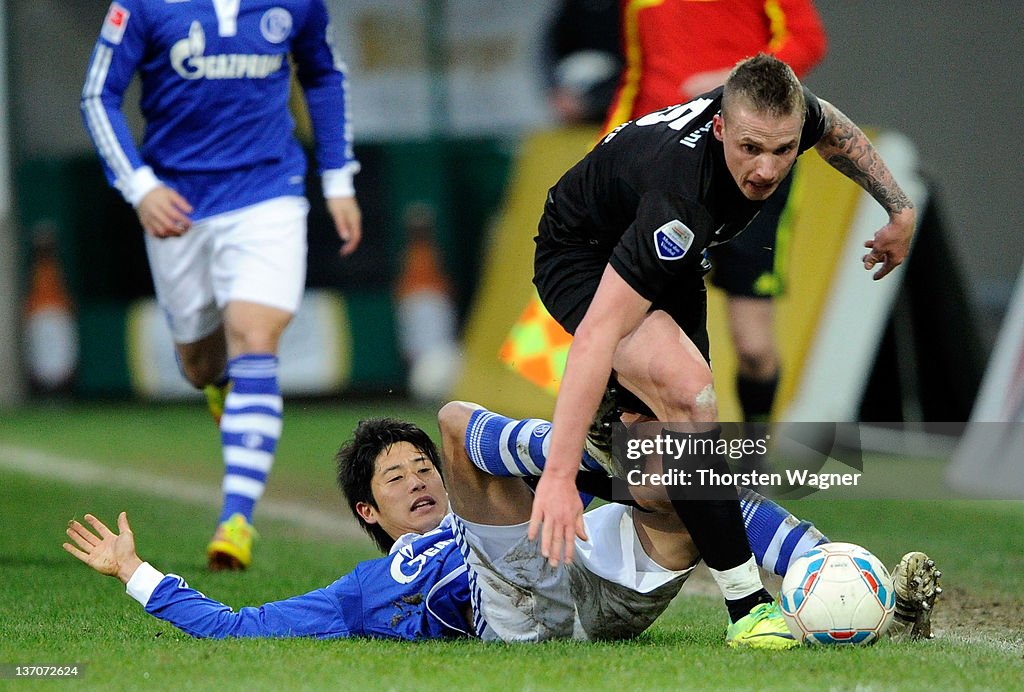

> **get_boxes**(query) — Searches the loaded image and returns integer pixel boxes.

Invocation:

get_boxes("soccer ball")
[780,542,896,645]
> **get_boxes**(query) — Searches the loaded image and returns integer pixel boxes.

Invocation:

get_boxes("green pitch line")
[0,442,363,540]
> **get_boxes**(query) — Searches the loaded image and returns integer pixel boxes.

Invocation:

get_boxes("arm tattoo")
[817,103,914,215]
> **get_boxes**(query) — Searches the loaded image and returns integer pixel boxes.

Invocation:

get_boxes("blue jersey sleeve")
[291,0,358,187]
[81,0,158,205]
[144,572,360,639]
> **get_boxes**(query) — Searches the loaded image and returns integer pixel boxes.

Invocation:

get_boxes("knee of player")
[437,401,478,465]
[690,382,718,419]
[437,400,475,436]
[654,370,717,419]
[735,349,778,380]
[225,324,284,355]
[179,356,225,389]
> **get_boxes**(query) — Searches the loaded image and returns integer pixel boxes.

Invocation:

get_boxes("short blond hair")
[723,53,805,120]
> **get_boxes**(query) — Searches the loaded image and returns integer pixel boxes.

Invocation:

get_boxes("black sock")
[660,428,755,570]
[726,589,774,623]
[736,373,779,423]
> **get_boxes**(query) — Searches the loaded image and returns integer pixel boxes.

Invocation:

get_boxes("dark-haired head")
[335,418,446,553]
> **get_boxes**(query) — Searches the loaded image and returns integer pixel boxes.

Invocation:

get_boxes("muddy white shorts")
[143,196,309,344]
[451,503,694,642]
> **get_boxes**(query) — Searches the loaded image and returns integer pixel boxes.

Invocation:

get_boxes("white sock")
[708,555,763,600]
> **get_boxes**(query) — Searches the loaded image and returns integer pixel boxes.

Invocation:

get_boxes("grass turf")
[1,402,1022,689]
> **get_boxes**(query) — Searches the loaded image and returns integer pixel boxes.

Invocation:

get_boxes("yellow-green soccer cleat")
[726,601,800,649]
[206,513,256,571]
[203,381,231,426]
[889,551,942,640]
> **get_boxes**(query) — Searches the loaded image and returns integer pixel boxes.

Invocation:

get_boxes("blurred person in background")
[81,0,362,571]
[542,0,623,125]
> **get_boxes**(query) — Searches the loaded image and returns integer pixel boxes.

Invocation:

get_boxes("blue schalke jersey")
[82,0,357,220]
[141,519,470,640]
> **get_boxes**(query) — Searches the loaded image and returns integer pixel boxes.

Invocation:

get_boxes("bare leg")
[609,310,770,618]
[437,401,534,525]
[175,327,228,388]
[727,296,779,422]
[612,310,716,424]
[631,505,700,572]
[206,300,295,569]
[223,300,293,358]
[172,299,294,388]
[441,400,700,570]
[726,297,778,381]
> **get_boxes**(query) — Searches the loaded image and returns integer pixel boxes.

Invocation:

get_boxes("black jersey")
[536,86,827,302]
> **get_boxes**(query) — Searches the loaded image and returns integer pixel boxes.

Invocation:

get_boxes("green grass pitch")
[1,401,1022,690]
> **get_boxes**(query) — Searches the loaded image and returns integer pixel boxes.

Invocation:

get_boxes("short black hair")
[335,418,443,553]
[723,53,804,120]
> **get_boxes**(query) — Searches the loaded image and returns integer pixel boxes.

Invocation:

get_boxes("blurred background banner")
[126,290,353,399]
[325,0,553,138]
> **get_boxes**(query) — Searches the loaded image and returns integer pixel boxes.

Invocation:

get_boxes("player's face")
[359,441,449,540]
[713,104,802,201]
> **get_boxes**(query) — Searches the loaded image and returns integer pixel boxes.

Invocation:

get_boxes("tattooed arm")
[815,99,917,280]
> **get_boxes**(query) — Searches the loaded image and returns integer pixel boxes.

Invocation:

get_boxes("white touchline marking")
[0,444,364,540]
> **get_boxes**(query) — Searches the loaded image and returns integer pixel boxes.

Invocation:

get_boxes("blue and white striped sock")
[218,354,282,524]
[463,408,601,507]
[739,487,829,577]
[464,409,605,477]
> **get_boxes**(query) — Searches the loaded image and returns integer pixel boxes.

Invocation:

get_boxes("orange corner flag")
[499,292,572,395]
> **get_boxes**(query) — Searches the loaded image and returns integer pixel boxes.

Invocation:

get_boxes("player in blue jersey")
[62,405,942,643]
[64,418,470,640]
[81,1,361,571]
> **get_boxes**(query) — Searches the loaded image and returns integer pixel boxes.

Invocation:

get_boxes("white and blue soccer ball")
[780,542,896,645]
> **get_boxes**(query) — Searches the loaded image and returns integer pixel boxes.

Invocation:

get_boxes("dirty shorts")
[450,503,694,642]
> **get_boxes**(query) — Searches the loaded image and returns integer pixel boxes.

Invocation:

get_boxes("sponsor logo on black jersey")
[653,220,695,261]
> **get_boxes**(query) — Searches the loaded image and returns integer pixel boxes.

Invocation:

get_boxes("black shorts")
[707,169,794,298]
[534,237,709,416]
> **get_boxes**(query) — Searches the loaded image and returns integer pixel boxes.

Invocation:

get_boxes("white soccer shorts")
[143,196,310,344]
[451,503,694,642]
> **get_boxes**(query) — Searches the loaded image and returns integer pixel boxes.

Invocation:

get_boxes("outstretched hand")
[528,473,588,568]
[863,206,916,280]
[63,512,143,585]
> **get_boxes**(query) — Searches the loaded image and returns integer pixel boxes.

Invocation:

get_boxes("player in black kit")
[528,54,916,648]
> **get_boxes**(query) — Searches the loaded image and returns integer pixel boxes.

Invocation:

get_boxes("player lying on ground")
[63,404,938,642]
